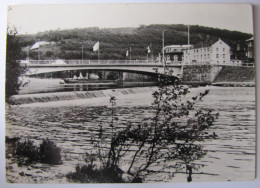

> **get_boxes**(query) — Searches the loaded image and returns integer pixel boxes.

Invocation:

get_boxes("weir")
[10,87,158,105]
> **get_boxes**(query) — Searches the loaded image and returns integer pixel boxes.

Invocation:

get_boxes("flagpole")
[82,45,84,61]
[38,48,40,61]
[130,46,131,61]
[27,48,30,60]
[98,48,100,63]
[162,30,166,71]
[151,44,154,62]
[98,34,100,63]
[188,25,190,64]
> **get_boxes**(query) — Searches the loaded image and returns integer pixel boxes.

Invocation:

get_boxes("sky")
[7,3,254,34]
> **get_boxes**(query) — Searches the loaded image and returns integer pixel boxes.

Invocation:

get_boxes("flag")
[147,46,151,54]
[93,41,99,51]
[30,42,40,50]
[126,50,129,57]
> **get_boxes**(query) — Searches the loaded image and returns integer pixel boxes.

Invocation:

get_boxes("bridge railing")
[18,59,183,66]
[183,61,255,67]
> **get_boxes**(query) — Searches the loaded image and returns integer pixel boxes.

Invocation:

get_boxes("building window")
[223,61,225,64]
[174,55,178,62]
[223,54,225,58]
[223,48,225,51]
[248,51,253,58]
[216,54,219,58]
[237,44,240,51]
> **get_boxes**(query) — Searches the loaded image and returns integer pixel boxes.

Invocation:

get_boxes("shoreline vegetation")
[211,81,255,87]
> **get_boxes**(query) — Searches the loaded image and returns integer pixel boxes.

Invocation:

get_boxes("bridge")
[19,59,183,77]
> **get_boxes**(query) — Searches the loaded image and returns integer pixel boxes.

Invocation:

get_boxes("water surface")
[5,86,255,183]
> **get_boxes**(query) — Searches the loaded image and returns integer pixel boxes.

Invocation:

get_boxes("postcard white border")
[0,0,259,188]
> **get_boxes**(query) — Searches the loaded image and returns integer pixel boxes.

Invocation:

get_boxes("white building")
[183,38,231,65]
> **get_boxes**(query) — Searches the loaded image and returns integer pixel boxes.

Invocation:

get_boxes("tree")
[67,68,219,183]
[5,27,27,101]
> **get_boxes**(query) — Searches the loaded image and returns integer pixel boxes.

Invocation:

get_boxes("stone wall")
[213,66,255,83]
[182,65,222,84]
[182,65,255,85]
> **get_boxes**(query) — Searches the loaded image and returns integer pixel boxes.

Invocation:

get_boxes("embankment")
[182,65,255,86]
[182,65,222,85]
[212,66,255,86]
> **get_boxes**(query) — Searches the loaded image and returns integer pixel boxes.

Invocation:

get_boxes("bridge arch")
[21,60,183,78]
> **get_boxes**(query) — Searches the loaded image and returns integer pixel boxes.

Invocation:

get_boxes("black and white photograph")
[3,2,257,185]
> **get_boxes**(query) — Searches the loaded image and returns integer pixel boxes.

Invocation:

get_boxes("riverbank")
[182,65,255,86]
[212,81,255,87]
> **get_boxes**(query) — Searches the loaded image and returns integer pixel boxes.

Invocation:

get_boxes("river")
[5,85,255,183]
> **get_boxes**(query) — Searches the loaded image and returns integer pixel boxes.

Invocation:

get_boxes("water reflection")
[19,78,157,94]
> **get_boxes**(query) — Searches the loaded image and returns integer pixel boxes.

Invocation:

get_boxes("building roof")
[193,39,218,48]
[164,44,193,48]
[193,38,229,49]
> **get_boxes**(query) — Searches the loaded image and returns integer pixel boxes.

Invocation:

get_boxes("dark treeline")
[18,24,252,60]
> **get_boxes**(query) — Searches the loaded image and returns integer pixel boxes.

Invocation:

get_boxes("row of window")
[216,54,226,58]
[185,53,227,60]
[166,55,183,61]
[165,48,183,53]
[216,47,226,52]
[183,47,226,54]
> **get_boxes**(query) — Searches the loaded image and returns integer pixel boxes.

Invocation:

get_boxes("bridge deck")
[19,59,183,67]
[19,59,183,76]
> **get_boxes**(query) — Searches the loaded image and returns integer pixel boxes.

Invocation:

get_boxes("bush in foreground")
[66,164,127,183]
[15,139,62,165]
[16,139,40,163]
[39,139,62,165]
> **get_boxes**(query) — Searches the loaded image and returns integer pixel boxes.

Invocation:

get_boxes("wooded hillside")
[17,24,252,60]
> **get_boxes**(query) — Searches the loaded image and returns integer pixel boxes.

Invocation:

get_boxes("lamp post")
[81,45,84,62]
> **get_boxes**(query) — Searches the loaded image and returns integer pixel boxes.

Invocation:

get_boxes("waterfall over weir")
[9,87,158,105]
